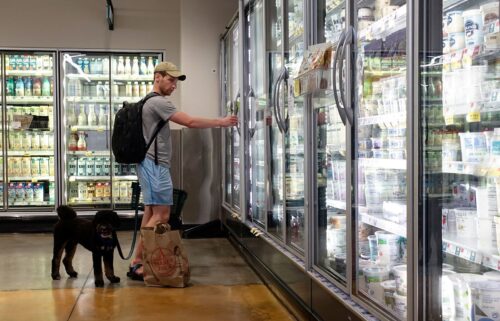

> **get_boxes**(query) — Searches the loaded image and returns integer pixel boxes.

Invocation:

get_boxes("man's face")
[157,74,178,96]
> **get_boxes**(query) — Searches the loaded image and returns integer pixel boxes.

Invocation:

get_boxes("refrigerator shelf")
[5,70,53,77]
[69,199,113,205]
[8,151,54,156]
[70,125,108,132]
[326,199,346,210]
[6,96,53,104]
[9,176,54,181]
[441,161,497,176]
[68,176,111,181]
[8,201,53,206]
[67,151,110,156]
[359,211,407,237]
[364,69,406,78]
[358,112,406,126]
[65,96,109,104]
[113,175,138,181]
[358,158,406,170]
[66,73,108,81]
[443,234,500,271]
[358,4,406,41]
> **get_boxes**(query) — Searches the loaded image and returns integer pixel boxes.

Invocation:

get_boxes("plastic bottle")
[77,105,87,126]
[125,82,132,97]
[42,77,51,96]
[67,104,77,126]
[124,57,132,76]
[98,105,107,126]
[15,77,25,96]
[111,57,117,75]
[117,56,125,75]
[87,104,97,126]
[147,82,154,93]
[6,77,15,96]
[48,182,55,204]
[33,78,41,96]
[77,131,87,151]
[140,57,147,75]
[132,57,140,76]
[102,57,109,75]
[132,81,140,97]
[147,57,155,75]
[24,77,32,96]
[140,82,147,97]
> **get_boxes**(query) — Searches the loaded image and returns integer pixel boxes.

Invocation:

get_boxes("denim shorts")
[137,157,173,206]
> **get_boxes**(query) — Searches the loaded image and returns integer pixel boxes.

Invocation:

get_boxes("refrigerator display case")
[60,51,162,210]
[421,0,500,320]
[3,51,57,209]
[246,0,267,226]
[222,18,242,214]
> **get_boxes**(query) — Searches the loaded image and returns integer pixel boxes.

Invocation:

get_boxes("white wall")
[0,0,238,114]
[179,0,238,120]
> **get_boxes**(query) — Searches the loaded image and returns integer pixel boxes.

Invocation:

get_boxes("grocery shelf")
[8,151,54,156]
[65,96,109,103]
[6,70,53,77]
[70,125,108,131]
[326,199,346,210]
[364,69,406,78]
[6,96,53,104]
[359,211,407,237]
[67,151,110,156]
[9,201,53,206]
[9,176,54,181]
[68,176,111,181]
[358,158,406,170]
[358,4,406,40]
[69,199,113,205]
[443,233,500,272]
[66,73,108,81]
[358,112,406,126]
[441,161,494,176]
[66,73,153,82]
[114,175,138,181]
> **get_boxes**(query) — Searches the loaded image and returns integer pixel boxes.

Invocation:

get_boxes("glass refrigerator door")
[248,1,266,226]
[354,1,409,318]
[421,0,500,320]
[61,52,112,209]
[285,0,305,251]
[223,34,233,207]
[0,55,3,208]
[231,24,241,211]
[111,53,161,209]
[312,0,348,284]
[267,0,284,240]
[5,51,56,208]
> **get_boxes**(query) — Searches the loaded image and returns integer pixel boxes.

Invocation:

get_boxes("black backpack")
[112,92,166,164]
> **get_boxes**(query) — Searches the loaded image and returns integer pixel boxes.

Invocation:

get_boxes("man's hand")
[220,115,238,127]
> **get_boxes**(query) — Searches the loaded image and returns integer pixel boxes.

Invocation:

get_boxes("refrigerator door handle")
[273,69,286,134]
[280,68,290,133]
[248,87,256,139]
[332,30,348,126]
[338,26,354,126]
[234,91,241,136]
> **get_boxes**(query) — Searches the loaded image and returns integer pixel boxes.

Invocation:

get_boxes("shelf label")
[85,152,93,156]
[466,111,481,123]
[31,178,38,183]
[444,114,454,126]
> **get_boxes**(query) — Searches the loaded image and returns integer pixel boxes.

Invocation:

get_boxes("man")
[127,61,238,280]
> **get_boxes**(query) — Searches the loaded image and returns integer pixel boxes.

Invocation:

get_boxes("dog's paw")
[95,279,105,287]
[108,276,120,283]
[68,271,78,278]
[51,274,61,280]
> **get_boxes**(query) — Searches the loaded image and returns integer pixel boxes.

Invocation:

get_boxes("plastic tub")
[446,11,465,33]
[463,9,484,47]
[381,280,396,310]
[459,132,488,163]
[441,269,457,320]
[326,226,346,257]
[451,273,487,319]
[392,265,407,295]
[393,292,407,319]
[376,231,403,265]
[363,266,390,283]
[449,32,466,51]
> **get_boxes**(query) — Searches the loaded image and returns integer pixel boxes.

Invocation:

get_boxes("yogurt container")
[449,32,466,51]
[394,292,407,319]
[376,231,403,265]
[381,280,396,309]
[363,266,390,283]
[463,9,484,47]
[392,265,407,295]
[447,11,465,33]
[470,280,500,321]
[481,2,500,29]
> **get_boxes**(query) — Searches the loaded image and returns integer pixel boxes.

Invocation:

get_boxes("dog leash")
[114,181,141,260]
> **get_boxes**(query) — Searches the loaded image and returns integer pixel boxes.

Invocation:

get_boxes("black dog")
[51,205,121,287]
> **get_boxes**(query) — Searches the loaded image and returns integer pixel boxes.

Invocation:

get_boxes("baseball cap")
[154,61,186,81]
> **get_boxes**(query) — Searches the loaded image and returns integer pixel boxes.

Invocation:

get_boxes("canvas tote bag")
[142,223,190,287]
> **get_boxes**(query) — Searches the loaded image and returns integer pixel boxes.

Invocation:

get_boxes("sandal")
[127,263,144,281]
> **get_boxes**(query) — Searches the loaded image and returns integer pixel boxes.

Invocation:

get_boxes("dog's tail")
[56,205,77,220]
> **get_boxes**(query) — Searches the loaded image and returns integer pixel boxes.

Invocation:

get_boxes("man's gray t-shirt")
[142,95,177,168]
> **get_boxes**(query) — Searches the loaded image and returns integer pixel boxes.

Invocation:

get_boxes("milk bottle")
[140,82,147,97]
[117,56,125,75]
[77,105,87,126]
[111,57,117,74]
[132,57,140,75]
[124,57,132,76]
[147,57,155,75]
[77,132,87,151]
[140,57,147,75]
[102,57,109,75]
[67,103,77,126]
[125,82,132,97]
[87,104,97,126]
[33,78,41,96]
[132,81,140,97]
[98,105,107,126]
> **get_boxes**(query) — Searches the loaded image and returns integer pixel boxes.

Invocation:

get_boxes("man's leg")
[146,205,171,227]
[130,204,153,267]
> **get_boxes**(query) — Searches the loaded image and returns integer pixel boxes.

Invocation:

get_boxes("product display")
[62,52,162,208]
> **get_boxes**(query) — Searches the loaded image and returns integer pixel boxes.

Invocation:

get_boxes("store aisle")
[0,233,296,321]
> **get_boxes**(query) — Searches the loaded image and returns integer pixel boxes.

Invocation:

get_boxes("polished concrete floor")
[0,232,296,321]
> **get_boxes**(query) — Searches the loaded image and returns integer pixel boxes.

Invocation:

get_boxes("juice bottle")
[140,82,147,97]
[147,57,155,75]
[21,157,31,176]
[16,182,26,201]
[102,57,109,75]
[140,57,147,75]
[24,77,32,96]
[68,133,78,151]
[103,182,111,198]
[33,78,41,96]
[25,183,34,202]
[77,131,87,151]
[125,82,132,97]
[29,55,36,71]
[6,77,14,96]
[132,81,140,97]
[48,182,55,204]
[98,105,107,126]
[41,77,50,96]
[67,103,77,126]
[15,77,25,96]
[95,182,104,198]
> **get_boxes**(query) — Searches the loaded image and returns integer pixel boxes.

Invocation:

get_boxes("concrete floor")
[0,232,296,321]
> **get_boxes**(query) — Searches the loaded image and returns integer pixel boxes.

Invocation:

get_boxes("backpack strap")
[143,92,167,165]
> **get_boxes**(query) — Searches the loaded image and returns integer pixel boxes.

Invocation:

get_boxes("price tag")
[24,153,30,157]
[293,79,301,97]
[444,114,454,126]
[85,151,93,156]
[97,127,104,132]
[31,178,38,183]
[466,111,481,123]
[71,126,78,133]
